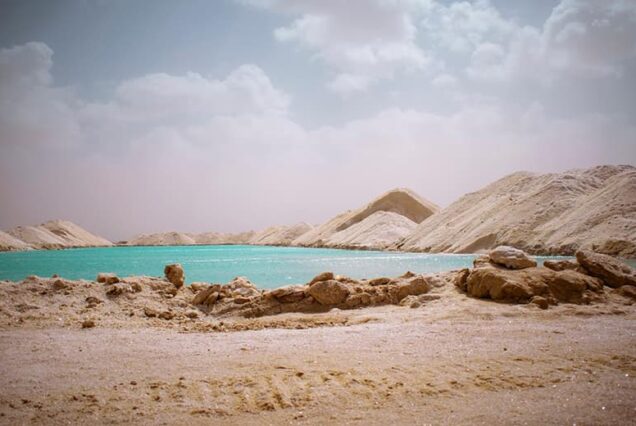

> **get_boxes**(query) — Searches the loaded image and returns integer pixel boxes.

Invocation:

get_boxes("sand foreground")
[1,295,634,425]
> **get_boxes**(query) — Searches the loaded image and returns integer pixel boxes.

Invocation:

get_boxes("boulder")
[396,276,430,300]
[225,277,260,297]
[575,250,636,288]
[164,264,185,288]
[308,272,334,286]
[543,259,580,272]
[308,280,350,305]
[96,273,120,284]
[489,246,537,269]
[192,285,221,306]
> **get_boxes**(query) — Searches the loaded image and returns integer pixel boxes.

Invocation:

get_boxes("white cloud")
[251,0,431,94]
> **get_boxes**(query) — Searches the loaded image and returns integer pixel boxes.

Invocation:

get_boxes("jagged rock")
[192,285,221,305]
[308,280,350,305]
[308,272,334,286]
[225,277,260,297]
[543,259,581,272]
[453,269,470,292]
[576,250,636,288]
[105,283,133,297]
[268,285,307,303]
[396,276,430,300]
[489,246,537,270]
[368,277,391,286]
[473,255,491,269]
[164,264,185,288]
[614,285,636,301]
[96,273,120,284]
[530,296,549,309]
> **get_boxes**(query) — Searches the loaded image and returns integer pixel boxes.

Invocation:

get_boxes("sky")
[0,0,635,240]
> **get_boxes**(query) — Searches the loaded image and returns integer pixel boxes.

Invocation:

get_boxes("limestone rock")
[308,280,350,305]
[308,272,334,286]
[543,259,580,272]
[576,250,636,288]
[464,267,603,304]
[96,273,120,284]
[396,276,430,300]
[268,285,307,303]
[489,246,537,270]
[164,264,185,288]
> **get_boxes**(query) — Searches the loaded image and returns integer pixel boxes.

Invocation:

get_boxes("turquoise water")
[0,245,570,289]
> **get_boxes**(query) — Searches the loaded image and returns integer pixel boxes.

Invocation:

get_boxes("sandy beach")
[1,268,634,424]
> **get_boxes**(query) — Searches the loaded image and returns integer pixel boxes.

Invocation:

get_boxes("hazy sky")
[1,0,635,240]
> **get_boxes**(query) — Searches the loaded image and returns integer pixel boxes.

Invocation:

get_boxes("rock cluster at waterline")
[0,247,634,331]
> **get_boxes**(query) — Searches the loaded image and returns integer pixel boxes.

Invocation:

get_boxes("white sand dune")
[250,223,314,246]
[322,211,417,250]
[292,188,439,248]
[5,220,113,250]
[0,230,32,251]
[397,165,636,257]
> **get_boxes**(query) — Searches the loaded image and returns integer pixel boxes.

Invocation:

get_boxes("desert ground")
[1,265,634,425]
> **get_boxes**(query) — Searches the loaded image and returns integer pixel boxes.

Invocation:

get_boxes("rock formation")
[455,247,635,308]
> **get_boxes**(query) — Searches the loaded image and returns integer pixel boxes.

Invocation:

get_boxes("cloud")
[249,0,431,94]
[0,42,80,149]
[456,0,636,83]
[2,0,636,242]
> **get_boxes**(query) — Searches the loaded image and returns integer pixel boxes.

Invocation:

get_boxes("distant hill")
[4,220,113,250]
[4,165,634,257]
[292,188,439,249]
[396,165,636,257]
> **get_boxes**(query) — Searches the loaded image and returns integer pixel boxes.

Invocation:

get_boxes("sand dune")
[397,165,636,257]
[5,220,112,250]
[322,211,416,250]
[250,223,313,246]
[0,231,32,251]
[292,188,438,248]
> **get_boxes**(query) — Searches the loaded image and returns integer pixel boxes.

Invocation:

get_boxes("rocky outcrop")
[397,165,636,257]
[576,250,636,288]
[458,266,604,305]
[164,264,185,288]
[190,271,437,318]
[454,247,636,307]
[489,246,537,269]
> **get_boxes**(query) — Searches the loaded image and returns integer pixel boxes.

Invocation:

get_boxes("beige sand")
[397,165,636,257]
[0,272,634,424]
[292,188,439,248]
[6,220,112,250]
[0,231,31,251]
